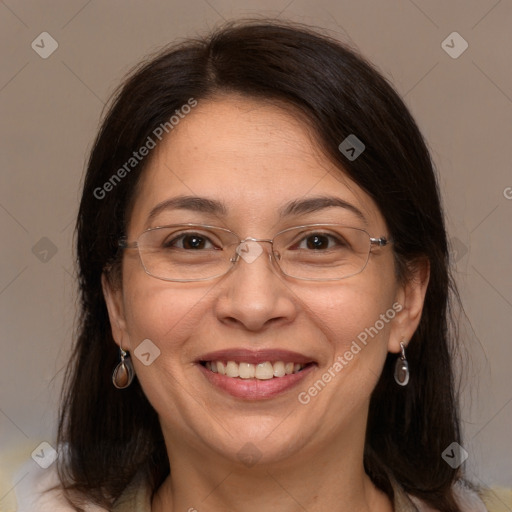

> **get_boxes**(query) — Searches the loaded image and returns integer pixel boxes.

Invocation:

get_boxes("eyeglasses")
[118,223,390,282]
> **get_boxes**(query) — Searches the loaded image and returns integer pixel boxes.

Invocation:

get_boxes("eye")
[163,232,218,250]
[295,232,349,250]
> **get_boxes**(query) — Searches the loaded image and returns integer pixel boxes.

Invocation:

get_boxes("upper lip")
[197,348,316,365]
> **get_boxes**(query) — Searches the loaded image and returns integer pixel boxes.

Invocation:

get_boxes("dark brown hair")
[57,19,466,511]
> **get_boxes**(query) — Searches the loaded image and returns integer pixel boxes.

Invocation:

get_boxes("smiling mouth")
[200,360,313,380]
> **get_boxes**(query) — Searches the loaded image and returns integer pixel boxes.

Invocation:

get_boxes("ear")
[388,257,430,353]
[101,272,129,350]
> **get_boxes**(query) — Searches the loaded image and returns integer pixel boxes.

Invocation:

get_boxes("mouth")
[200,360,313,379]
[196,349,317,400]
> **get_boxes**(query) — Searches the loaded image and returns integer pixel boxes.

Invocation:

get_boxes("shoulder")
[111,469,152,512]
[390,476,489,512]
[406,481,489,512]
[12,453,152,512]
[452,481,490,512]
[13,459,107,512]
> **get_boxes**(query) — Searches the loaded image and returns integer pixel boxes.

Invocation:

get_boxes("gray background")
[1,0,511,508]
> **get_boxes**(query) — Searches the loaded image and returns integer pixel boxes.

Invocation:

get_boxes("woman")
[20,20,489,512]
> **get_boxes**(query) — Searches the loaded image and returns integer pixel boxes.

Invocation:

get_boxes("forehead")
[127,96,385,235]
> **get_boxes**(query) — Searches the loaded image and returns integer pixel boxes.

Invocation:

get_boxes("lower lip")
[197,363,316,400]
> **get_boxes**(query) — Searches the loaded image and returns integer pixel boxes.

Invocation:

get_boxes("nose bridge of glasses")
[229,237,279,268]
[239,236,274,245]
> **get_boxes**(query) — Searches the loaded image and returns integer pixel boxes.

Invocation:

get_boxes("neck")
[151,425,393,512]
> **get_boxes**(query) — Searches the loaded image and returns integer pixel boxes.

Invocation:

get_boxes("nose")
[213,240,298,332]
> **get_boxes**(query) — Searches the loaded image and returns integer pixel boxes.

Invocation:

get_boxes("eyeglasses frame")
[117,223,391,282]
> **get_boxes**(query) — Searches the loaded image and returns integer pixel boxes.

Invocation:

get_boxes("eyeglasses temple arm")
[370,236,390,247]
[118,237,137,249]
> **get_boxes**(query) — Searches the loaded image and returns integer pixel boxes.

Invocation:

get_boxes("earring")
[112,347,135,389]
[394,341,410,386]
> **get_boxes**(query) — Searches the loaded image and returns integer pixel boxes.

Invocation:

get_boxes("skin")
[103,95,429,512]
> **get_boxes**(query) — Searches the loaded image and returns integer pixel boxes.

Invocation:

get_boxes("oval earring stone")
[394,358,409,386]
[112,358,134,389]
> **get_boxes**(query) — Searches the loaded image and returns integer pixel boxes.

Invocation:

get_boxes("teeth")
[273,361,285,377]
[206,360,307,380]
[255,362,274,380]
[225,361,240,378]
[239,362,255,379]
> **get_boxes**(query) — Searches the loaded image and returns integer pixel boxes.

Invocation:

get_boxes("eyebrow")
[147,196,228,225]
[279,196,367,225]
[146,194,367,225]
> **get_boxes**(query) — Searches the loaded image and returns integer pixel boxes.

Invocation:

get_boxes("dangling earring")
[112,347,135,389]
[394,341,410,386]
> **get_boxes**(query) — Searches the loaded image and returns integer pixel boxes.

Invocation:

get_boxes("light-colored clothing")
[13,460,489,512]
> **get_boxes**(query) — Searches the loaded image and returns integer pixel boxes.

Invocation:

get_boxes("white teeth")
[225,361,239,378]
[273,361,285,377]
[255,362,274,380]
[239,362,255,379]
[205,360,307,380]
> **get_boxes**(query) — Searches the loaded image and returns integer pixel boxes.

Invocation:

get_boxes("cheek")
[297,269,399,401]
[294,284,398,425]
[303,278,397,351]
[119,275,212,420]
[121,270,208,363]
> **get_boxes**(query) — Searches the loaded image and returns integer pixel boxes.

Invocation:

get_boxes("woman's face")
[104,95,424,468]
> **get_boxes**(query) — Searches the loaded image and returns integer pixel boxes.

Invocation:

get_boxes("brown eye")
[295,233,348,250]
[305,234,329,250]
[163,233,216,250]
[181,234,208,250]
